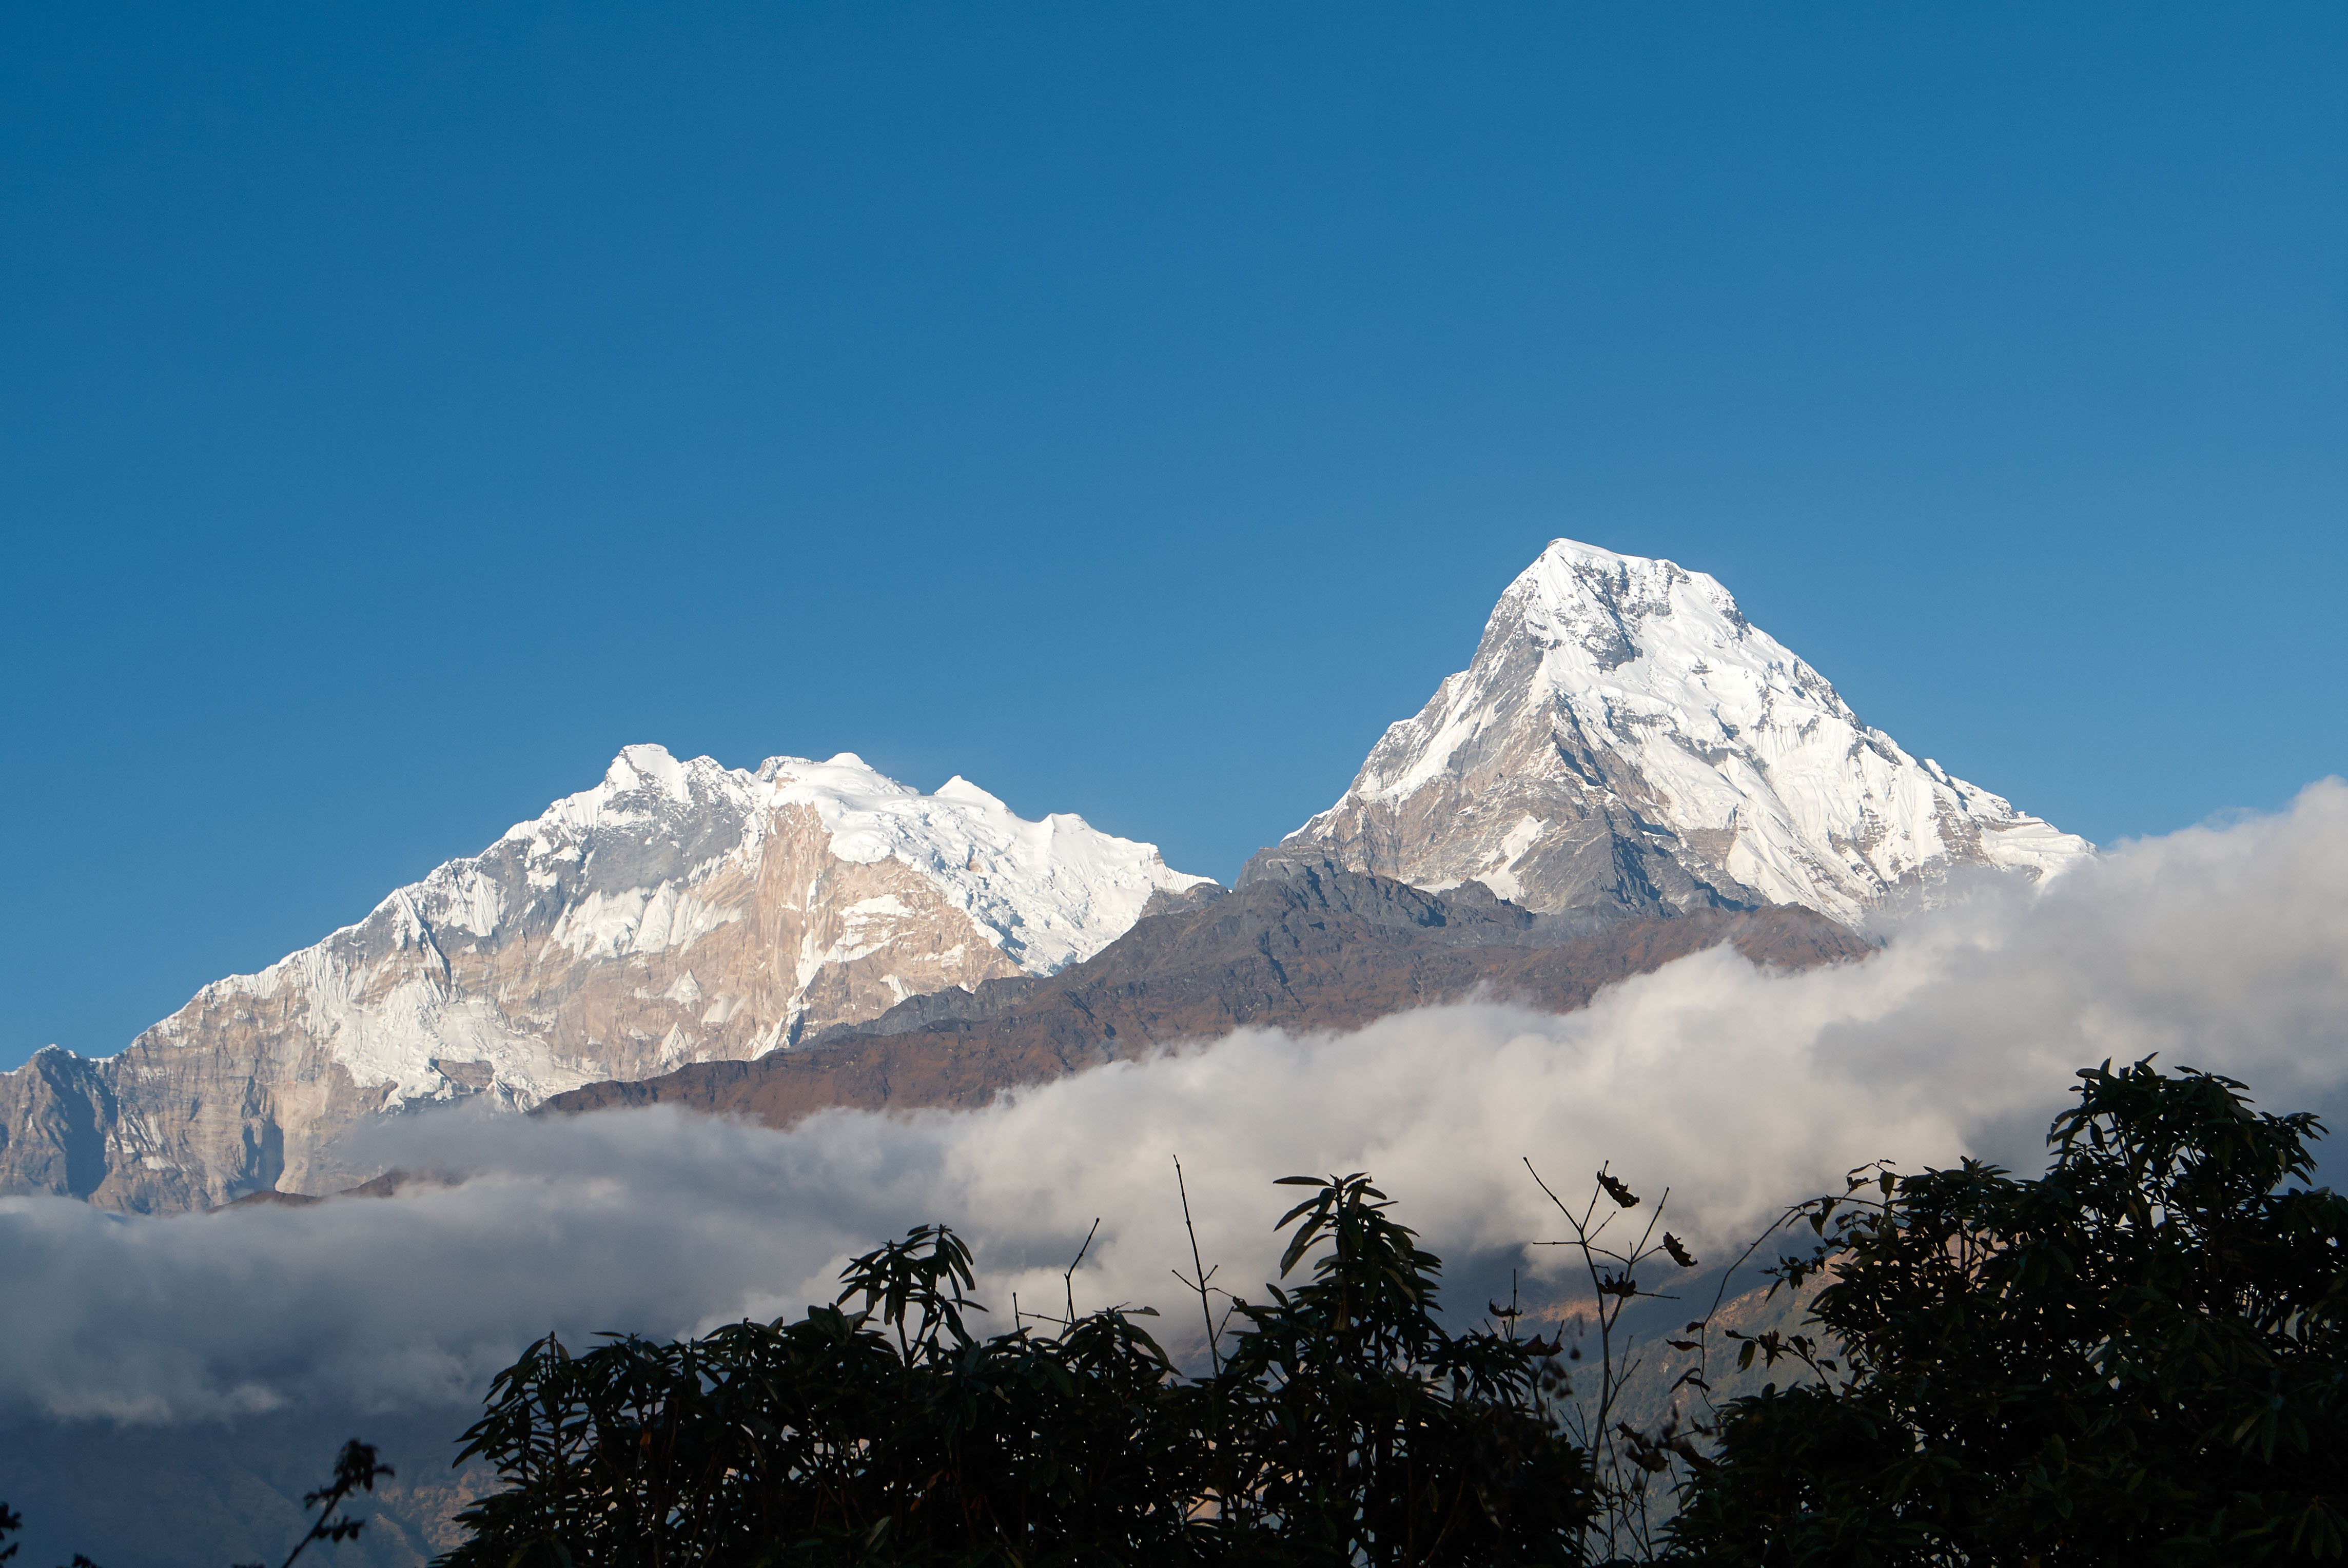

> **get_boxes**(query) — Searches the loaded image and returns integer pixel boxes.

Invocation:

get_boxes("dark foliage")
[1210,1174,1593,1563]
[440,1173,1592,1566]
[1669,1060,2348,1565]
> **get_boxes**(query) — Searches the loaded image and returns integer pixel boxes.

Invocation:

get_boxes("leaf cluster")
[1669,1059,2348,1565]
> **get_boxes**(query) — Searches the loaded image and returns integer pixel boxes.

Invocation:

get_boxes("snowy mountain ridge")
[1274,538,2090,922]
[0,746,1207,1211]
[487,744,1204,980]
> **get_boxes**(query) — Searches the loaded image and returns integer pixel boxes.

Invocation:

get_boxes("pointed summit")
[1263,538,2089,923]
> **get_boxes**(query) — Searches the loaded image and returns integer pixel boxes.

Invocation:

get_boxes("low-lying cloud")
[9,781,2348,1424]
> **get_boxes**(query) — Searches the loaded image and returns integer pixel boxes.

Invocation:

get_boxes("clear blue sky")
[4,5,2343,1069]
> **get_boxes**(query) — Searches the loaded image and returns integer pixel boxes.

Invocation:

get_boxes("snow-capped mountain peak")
[1277,538,2090,922]
[1,746,1209,1213]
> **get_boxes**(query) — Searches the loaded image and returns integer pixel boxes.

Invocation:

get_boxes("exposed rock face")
[542,863,1870,1129]
[0,746,1209,1212]
[1262,539,2092,923]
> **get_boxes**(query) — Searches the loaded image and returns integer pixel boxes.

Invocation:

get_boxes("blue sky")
[4,5,2343,1069]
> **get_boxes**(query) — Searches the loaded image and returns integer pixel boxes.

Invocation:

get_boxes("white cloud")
[8,781,2347,1424]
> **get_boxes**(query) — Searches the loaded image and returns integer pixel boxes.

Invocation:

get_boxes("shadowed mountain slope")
[542,863,1867,1128]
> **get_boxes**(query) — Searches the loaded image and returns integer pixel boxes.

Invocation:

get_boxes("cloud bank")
[8,781,2347,1424]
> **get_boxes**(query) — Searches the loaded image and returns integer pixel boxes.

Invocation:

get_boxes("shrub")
[1668,1060,2348,1566]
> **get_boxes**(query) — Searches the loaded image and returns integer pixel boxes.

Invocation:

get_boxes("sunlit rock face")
[0,746,1210,1212]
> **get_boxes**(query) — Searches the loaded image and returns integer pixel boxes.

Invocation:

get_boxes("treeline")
[443,1170,1587,1565]
[7,1058,2344,1565]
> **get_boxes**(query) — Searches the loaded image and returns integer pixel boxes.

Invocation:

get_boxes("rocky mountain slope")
[1265,538,2091,923]
[0,746,1207,1212]
[542,860,1868,1128]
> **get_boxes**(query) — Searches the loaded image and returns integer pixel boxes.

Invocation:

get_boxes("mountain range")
[0,539,2092,1211]
[0,750,1206,1210]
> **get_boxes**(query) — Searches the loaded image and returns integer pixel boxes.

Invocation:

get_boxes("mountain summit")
[0,746,1208,1211]
[1261,539,2089,922]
